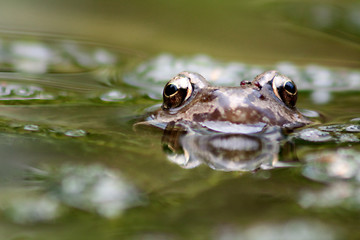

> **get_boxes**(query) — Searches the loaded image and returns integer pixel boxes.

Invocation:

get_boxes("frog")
[147,70,311,131]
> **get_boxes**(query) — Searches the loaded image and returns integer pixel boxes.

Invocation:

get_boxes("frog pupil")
[165,84,178,96]
[284,81,296,94]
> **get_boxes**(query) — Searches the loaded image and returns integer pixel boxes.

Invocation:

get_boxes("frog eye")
[272,75,297,108]
[163,76,193,109]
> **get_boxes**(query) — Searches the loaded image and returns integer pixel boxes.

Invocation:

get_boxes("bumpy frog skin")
[150,70,311,129]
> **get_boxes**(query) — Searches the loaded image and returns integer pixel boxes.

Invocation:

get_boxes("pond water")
[0,1,360,240]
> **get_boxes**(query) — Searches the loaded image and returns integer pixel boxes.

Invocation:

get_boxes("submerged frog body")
[149,70,311,130]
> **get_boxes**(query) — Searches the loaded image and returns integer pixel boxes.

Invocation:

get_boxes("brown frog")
[148,70,311,130]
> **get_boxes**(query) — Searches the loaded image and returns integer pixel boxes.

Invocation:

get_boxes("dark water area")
[0,1,359,240]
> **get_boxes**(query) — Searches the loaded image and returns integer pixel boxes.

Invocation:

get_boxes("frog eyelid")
[271,78,281,101]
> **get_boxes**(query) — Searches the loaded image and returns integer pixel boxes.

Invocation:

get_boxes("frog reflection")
[147,70,311,130]
[161,123,289,171]
[140,70,309,171]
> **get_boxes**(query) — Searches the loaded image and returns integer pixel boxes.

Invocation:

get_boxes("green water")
[0,1,359,240]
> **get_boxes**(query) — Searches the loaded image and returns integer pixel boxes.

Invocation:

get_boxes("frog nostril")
[253,81,262,90]
[240,80,251,86]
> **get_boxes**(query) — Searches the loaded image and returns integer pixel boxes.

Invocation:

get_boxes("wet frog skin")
[150,70,311,129]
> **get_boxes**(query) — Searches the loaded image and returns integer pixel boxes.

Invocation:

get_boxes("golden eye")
[272,75,298,108]
[283,81,297,95]
[162,76,193,109]
[164,83,179,97]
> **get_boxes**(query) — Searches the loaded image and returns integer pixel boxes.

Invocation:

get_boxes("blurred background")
[0,1,358,240]
[0,0,358,67]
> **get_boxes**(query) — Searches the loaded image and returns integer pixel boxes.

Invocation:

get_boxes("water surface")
[0,1,359,240]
